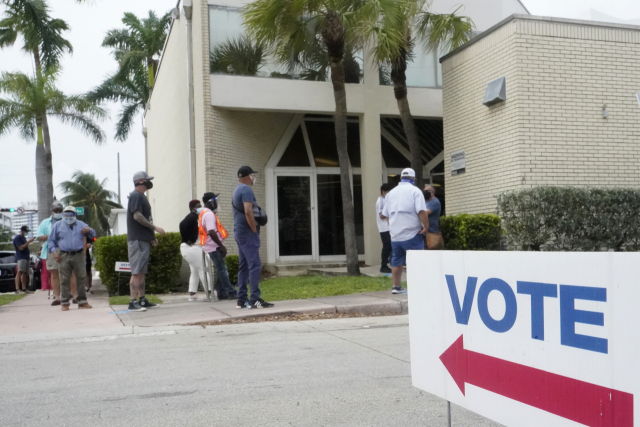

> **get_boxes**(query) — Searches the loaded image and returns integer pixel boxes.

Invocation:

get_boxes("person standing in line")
[232,166,273,309]
[127,171,166,312]
[36,201,72,305]
[381,168,429,294]
[200,192,237,300]
[376,184,393,274]
[13,226,34,294]
[423,184,444,250]
[179,199,207,301]
[48,206,95,311]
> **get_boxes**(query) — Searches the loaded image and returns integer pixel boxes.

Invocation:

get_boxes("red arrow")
[440,335,633,427]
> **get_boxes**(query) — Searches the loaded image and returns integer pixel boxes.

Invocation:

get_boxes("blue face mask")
[53,213,63,220]
[196,207,203,214]
[401,178,414,184]
[64,216,76,225]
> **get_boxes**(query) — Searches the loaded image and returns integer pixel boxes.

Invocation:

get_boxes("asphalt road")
[0,315,501,427]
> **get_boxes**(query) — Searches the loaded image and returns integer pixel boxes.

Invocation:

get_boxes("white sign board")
[450,150,466,176]
[408,251,636,427]
[114,262,131,272]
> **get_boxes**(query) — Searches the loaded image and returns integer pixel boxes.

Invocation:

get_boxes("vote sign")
[408,251,636,427]
[114,262,131,272]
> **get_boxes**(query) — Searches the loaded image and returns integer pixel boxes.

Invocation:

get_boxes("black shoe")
[128,300,147,312]
[392,286,406,294]
[236,300,249,309]
[139,296,159,309]
[380,266,392,274]
[249,299,274,309]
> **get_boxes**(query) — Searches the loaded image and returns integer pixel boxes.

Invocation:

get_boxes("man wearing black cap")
[201,192,237,300]
[232,166,273,309]
[13,225,35,294]
[127,171,166,312]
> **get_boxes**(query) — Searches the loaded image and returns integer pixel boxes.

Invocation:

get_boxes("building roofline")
[516,0,530,14]
[440,13,640,63]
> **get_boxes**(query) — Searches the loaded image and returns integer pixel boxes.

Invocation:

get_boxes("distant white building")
[11,211,38,239]
[108,209,128,236]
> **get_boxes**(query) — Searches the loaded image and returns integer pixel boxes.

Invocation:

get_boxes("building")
[10,211,38,239]
[108,209,128,236]
[441,14,640,214]
[145,0,528,269]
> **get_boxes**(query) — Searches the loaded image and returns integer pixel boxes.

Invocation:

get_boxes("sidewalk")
[0,274,407,337]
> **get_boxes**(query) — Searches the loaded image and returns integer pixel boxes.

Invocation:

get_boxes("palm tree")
[59,171,122,236]
[370,3,473,187]
[87,63,148,141]
[243,0,408,276]
[102,10,171,93]
[0,0,73,221]
[0,70,107,217]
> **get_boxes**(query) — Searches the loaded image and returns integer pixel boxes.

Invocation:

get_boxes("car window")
[0,254,16,264]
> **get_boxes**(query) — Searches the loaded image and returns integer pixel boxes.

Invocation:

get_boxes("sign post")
[408,251,637,427]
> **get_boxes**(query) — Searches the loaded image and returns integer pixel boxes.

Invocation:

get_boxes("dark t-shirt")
[127,190,155,242]
[233,184,258,235]
[426,198,442,233]
[179,212,199,244]
[13,234,29,260]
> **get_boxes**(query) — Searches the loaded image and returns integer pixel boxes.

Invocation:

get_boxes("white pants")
[180,243,211,293]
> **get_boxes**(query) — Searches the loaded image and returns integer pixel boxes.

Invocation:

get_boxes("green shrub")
[95,233,182,295]
[225,254,239,284]
[441,214,502,250]
[497,187,640,251]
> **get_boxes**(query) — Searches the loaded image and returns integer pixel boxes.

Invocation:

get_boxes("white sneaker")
[188,296,199,302]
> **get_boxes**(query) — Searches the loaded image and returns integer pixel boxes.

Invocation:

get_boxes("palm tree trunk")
[322,11,359,276]
[33,48,54,220]
[147,58,155,92]
[391,47,424,188]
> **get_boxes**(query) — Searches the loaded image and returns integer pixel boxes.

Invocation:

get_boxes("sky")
[1,0,640,210]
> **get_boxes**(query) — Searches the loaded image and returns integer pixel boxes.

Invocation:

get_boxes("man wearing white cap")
[381,168,429,294]
[126,171,165,312]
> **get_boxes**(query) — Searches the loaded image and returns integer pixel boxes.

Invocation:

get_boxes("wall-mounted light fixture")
[483,77,506,106]
[171,8,180,20]
[602,104,609,119]
[636,93,640,108]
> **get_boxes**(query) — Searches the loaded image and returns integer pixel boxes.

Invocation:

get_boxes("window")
[304,120,361,167]
[278,127,310,167]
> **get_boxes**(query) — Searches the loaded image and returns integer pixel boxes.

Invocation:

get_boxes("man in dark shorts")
[13,226,34,294]
[127,171,165,312]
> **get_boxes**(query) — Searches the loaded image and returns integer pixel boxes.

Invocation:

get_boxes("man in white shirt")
[381,168,429,294]
[376,184,392,274]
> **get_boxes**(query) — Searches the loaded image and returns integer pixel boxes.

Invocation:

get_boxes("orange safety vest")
[198,210,229,245]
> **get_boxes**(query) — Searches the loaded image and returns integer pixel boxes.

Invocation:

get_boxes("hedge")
[497,187,640,251]
[441,214,502,250]
[95,233,182,295]
[225,254,239,284]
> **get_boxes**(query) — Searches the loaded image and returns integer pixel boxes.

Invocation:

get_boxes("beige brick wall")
[442,16,640,215]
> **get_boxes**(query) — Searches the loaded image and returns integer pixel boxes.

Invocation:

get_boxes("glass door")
[276,174,315,261]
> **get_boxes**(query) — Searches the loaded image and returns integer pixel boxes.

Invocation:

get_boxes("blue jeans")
[208,250,236,298]
[235,231,261,303]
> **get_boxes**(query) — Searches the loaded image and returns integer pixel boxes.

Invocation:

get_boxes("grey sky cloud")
[0,0,639,210]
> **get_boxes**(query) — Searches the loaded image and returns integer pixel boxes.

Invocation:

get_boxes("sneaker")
[380,266,392,274]
[51,299,61,306]
[391,286,406,294]
[188,296,199,302]
[127,300,147,312]
[249,299,274,309]
[78,303,92,309]
[139,297,159,309]
[236,300,249,309]
[23,289,34,294]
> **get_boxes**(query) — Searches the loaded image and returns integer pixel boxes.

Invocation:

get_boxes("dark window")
[277,126,310,167]
[431,160,444,174]
[305,120,361,167]
[317,175,344,255]
[0,253,16,264]
[381,136,410,168]
[353,175,364,254]
[277,176,312,256]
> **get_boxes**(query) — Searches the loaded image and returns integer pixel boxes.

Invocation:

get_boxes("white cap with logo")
[401,168,416,178]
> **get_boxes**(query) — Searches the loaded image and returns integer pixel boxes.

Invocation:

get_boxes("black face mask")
[143,181,154,190]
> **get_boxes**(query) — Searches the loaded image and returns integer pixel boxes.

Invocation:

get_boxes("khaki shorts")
[46,253,60,270]
[17,259,29,273]
[128,240,151,275]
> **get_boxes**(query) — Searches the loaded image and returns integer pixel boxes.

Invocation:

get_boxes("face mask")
[196,207,203,214]
[143,181,154,190]
[64,216,76,225]
[53,213,62,219]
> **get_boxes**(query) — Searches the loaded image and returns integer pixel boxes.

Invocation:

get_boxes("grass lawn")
[259,275,394,302]
[0,294,26,306]
[109,295,163,305]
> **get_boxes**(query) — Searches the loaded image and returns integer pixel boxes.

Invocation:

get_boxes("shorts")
[46,253,60,270]
[390,234,425,267]
[128,240,151,275]
[17,259,29,273]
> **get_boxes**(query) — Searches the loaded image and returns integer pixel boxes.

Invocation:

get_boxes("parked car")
[0,251,41,293]
[0,251,17,293]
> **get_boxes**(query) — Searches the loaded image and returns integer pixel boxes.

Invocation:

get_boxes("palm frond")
[415,9,474,53]
[114,102,141,142]
[209,35,266,76]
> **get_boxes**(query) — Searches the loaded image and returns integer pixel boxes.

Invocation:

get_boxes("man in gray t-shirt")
[232,166,273,310]
[126,171,165,312]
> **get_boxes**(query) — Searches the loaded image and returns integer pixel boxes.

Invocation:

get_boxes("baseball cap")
[202,192,219,204]
[401,168,416,178]
[20,225,30,232]
[63,206,77,215]
[237,166,257,178]
[133,171,154,182]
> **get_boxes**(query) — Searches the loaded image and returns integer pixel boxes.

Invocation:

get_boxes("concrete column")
[360,44,384,267]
